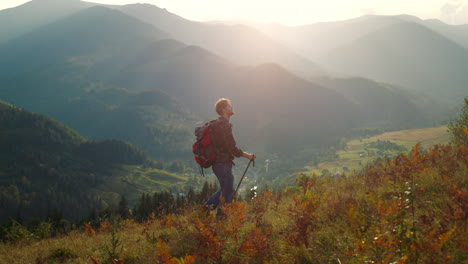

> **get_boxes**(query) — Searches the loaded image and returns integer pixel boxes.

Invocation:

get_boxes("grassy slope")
[305,126,449,176]
[0,144,465,264]
[373,126,450,147]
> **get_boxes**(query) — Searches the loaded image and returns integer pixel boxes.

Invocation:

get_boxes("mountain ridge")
[0,0,94,43]
[116,3,325,77]
[320,21,468,101]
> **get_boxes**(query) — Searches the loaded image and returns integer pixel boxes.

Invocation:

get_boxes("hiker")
[205,98,256,216]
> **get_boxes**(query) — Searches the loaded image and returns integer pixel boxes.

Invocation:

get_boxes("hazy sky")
[2,0,468,25]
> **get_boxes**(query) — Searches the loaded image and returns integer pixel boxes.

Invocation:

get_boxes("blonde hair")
[215,98,231,115]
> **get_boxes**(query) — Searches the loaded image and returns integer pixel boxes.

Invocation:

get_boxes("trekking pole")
[234,158,255,198]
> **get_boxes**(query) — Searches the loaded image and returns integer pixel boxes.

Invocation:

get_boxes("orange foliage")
[99,221,111,233]
[85,222,95,236]
[296,173,316,194]
[155,239,195,264]
[287,193,318,247]
[163,214,174,228]
[90,256,100,264]
[223,201,246,239]
[190,217,224,261]
[155,239,174,263]
[238,225,272,260]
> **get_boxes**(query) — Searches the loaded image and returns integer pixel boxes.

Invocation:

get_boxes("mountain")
[0,6,353,155]
[420,19,468,49]
[55,86,196,159]
[254,14,468,61]
[0,5,435,158]
[312,77,442,128]
[0,1,324,77]
[117,4,324,77]
[254,15,468,102]
[319,22,468,101]
[0,0,94,43]
[70,40,436,151]
[65,38,362,150]
[0,6,196,159]
[254,15,405,60]
[0,5,169,74]
[0,100,186,224]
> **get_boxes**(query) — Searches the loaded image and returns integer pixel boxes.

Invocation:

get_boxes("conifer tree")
[118,195,130,219]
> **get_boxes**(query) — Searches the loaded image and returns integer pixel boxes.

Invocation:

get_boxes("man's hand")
[242,152,256,161]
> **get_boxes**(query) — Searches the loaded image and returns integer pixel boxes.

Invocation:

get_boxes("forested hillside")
[0,100,184,224]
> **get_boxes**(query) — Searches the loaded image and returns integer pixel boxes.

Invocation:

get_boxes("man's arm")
[241,152,256,160]
[223,122,255,160]
[218,120,256,160]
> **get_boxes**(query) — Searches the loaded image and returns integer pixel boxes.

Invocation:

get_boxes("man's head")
[215,98,235,118]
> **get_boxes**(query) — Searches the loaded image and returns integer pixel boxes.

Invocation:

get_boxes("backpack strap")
[199,165,205,177]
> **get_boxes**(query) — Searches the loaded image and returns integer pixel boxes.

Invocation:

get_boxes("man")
[205,98,255,216]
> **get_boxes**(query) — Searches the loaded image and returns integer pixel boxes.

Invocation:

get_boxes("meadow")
[304,126,449,177]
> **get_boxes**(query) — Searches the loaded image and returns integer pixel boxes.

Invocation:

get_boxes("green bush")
[5,221,32,242]
[448,98,468,147]
[34,222,53,239]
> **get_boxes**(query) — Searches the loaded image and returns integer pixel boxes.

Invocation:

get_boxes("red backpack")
[192,120,218,175]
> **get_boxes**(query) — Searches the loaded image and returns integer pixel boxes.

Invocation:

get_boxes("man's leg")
[218,164,234,204]
[206,190,221,209]
[205,163,233,216]
[213,163,234,216]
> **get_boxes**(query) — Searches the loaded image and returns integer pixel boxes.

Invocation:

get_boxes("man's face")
[224,102,235,117]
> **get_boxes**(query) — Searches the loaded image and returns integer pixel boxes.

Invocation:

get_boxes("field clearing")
[125,168,187,190]
[374,126,449,148]
[304,126,450,176]
[94,166,189,204]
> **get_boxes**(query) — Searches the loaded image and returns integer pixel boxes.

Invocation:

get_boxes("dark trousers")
[206,162,234,216]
